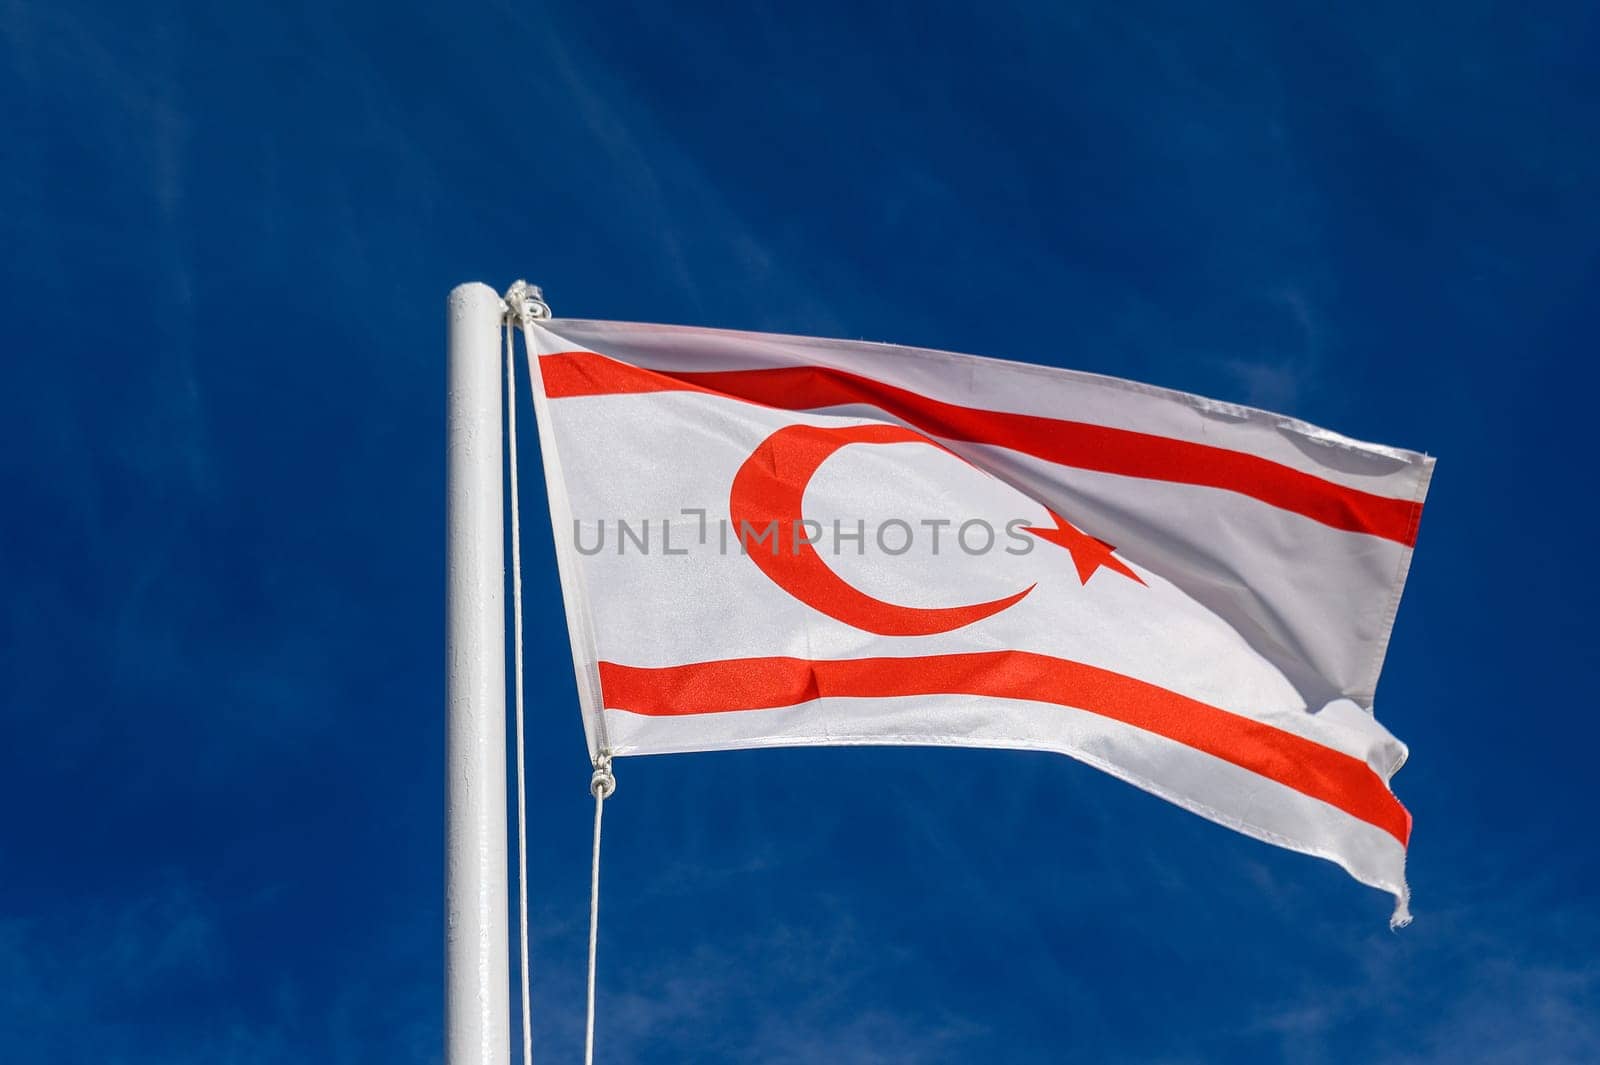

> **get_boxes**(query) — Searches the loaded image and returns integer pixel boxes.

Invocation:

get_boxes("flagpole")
[445,282,511,1065]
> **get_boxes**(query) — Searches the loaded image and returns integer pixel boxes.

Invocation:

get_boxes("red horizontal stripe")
[540,351,1422,545]
[598,652,1411,844]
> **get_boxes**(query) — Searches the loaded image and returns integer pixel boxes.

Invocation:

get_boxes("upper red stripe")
[598,651,1411,845]
[539,351,1423,545]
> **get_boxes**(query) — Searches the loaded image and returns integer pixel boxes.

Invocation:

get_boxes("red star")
[1023,509,1145,587]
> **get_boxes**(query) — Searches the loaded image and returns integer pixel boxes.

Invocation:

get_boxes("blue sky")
[3,1,1598,1062]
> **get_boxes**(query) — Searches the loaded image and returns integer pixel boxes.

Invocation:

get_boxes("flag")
[520,318,1433,923]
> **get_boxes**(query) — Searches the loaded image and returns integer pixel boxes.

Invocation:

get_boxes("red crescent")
[728,423,1033,636]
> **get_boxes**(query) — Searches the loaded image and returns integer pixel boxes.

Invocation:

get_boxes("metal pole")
[446,282,511,1065]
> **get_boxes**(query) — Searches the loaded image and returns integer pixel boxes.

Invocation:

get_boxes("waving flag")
[520,319,1433,923]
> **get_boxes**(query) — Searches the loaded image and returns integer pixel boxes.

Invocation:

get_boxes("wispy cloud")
[0,874,223,1060]
[551,912,986,1063]
[0,870,440,1065]
[1214,288,1326,412]
[1229,879,1600,1065]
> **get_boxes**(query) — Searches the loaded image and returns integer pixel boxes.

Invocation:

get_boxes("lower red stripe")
[598,652,1411,844]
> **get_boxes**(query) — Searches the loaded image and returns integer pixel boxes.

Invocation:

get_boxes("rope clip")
[503,280,552,324]
[590,755,616,801]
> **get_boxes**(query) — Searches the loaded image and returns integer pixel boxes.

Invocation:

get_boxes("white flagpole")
[445,282,511,1065]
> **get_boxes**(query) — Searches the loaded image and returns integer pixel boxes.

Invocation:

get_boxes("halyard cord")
[504,283,619,1062]
[504,316,534,1064]
[586,758,616,1065]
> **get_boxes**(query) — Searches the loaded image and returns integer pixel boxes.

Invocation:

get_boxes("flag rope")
[504,314,534,1064]
[505,283,618,1061]
[586,757,615,1065]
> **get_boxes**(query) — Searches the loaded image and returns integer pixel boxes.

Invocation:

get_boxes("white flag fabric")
[521,319,1433,923]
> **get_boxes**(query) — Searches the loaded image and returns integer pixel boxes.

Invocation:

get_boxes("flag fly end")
[1391,881,1413,930]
